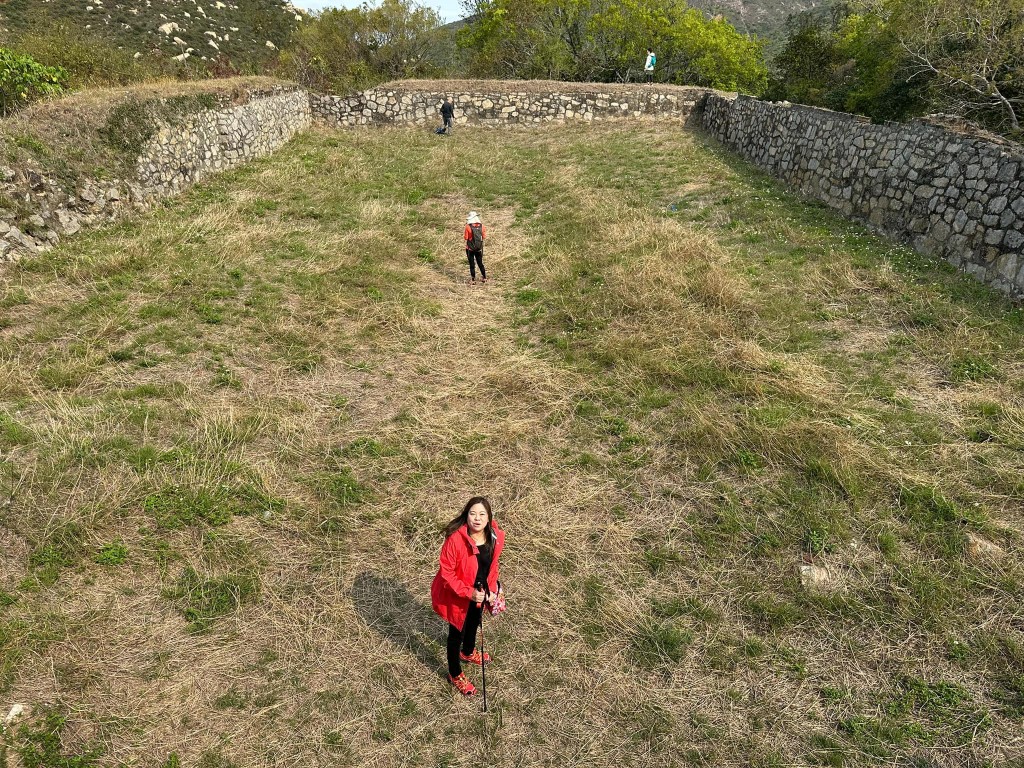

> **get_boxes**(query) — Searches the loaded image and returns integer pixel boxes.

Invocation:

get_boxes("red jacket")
[431,522,504,631]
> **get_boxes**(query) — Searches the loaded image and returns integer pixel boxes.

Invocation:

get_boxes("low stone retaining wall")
[0,85,310,262]
[136,88,310,193]
[5,79,1022,303]
[310,81,711,128]
[701,94,1024,298]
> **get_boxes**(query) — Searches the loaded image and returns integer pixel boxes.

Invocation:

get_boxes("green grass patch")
[93,541,128,566]
[168,566,260,633]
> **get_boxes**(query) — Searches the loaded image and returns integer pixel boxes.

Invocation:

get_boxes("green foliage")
[0,413,34,446]
[98,98,159,157]
[898,484,984,528]
[315,467,370,508]
[769,0,1023,137]
[949,355,997,383]
[213,687,248,709]
[28,523,84,584]
[891,0,1024,135]
[6,25,171,89]
[835,676,991,756]
[196,750,239,768]
[279,0,444,93]
[0,48,67,116]
[459,0,767,92]
[0,0,300,80]
[803,527,831,555]
[765,12,845,106]
[767,7,929,121]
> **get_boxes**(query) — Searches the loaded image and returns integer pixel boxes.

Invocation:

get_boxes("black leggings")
[466,249,486,280]
[447,601,482,678]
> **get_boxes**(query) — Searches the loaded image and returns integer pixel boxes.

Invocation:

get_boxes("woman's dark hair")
[445,496,494,554]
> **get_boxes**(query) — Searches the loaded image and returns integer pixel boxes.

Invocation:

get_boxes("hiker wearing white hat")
[464,211,487,284]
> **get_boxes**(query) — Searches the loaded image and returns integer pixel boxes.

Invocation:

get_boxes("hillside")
[691,0,833,44]
[1,118,1022,767]
[0,0,305,70]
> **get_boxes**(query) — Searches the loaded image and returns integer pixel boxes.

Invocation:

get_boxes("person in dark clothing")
[464,210,487,284]
[430,496,506,696]
[440,97,455,134]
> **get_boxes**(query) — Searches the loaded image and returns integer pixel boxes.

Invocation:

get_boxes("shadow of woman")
[351,571,447,680]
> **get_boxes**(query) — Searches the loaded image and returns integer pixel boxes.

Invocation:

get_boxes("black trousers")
[467,249,486,280]
[447,601,482,677]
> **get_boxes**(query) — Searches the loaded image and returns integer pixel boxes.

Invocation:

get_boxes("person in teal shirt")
[644,49,656,83]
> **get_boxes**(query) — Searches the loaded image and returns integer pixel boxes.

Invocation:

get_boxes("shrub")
[0,48,67,115]
[9,24,177,88]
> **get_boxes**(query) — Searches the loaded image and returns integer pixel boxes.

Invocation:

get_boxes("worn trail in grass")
[1,122,1023,767]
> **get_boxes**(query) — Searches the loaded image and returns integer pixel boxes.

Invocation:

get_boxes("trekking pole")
[476,584,488,712]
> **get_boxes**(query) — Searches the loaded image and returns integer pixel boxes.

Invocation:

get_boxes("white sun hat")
[467,211,481,224]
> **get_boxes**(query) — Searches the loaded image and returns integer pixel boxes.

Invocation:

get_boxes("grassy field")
[0,119,1022,767]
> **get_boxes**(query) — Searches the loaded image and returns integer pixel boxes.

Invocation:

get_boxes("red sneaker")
[459,649,491,666]
[449,672,476,696]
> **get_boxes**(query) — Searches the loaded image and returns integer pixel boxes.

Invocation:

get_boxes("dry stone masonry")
[2,79,1021,302]
[310,82,709,128]
[0,85,310,262]
[136,87,310,193]
[701,94,1024,299]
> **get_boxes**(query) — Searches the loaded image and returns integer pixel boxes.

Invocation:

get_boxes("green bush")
[9,25,177,88]
[0,47,67,115]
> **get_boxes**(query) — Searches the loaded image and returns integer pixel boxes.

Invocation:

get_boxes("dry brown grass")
[0,121,1022,767]
[0,77,297,189]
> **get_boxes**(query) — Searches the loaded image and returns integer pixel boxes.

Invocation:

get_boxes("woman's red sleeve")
[439,537,474,598]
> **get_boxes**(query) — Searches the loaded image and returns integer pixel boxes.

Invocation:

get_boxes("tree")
[892,0,1024,133]
[832,7,930,122]
[458,0,767,93]
[766,12,843,105]
[279,0,443,93]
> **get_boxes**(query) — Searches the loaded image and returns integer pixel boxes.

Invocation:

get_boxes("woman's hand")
[471,589,487,604]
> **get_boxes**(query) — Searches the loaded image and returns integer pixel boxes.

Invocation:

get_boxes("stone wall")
[701,94,1024,298]
[6,79,1022,302]
[136,88,310,193]
[0,85,310,262]
[310,81,710,128]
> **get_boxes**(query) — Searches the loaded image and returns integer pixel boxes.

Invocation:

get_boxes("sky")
[292,0,465,23]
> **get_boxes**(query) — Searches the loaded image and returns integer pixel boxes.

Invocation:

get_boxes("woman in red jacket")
[431,496,505,696]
